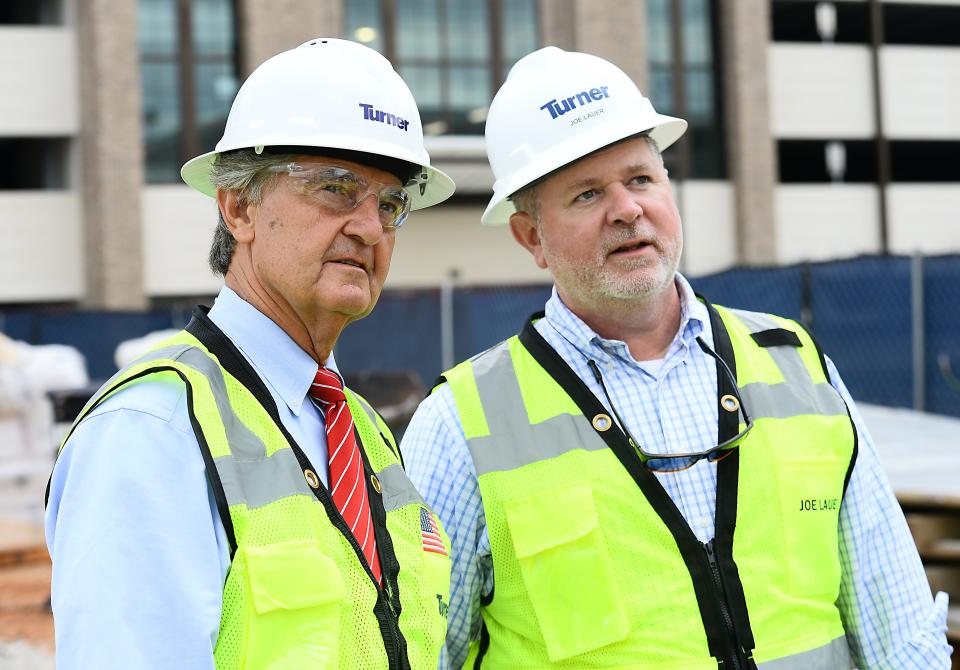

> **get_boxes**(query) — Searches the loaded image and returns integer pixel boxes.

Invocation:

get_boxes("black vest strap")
[517,311,746,666]
[186,308,411,669]
[701,295,758,664]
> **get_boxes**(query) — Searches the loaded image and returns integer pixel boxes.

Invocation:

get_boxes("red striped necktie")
[308,366,382,585]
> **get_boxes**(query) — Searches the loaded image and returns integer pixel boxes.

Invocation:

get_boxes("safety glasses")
[590,336,754,473]
[268,163,412,230]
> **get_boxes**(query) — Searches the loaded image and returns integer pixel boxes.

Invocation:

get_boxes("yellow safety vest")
[442,301,856,669]
[58,309,451,670]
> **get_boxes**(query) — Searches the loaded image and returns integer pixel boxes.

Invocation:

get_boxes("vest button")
[304,469,321,489]
[370,473,382,493]
[592,413,613,431]
[720,394,740,413]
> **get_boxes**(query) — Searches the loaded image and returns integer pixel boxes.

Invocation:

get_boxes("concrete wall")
[774,185,881,264]
[0,27,79,136]
[887,185,960,254]
[0,192,83,302]
[881,47,960,139]
[141,186,222,297]
[769,45,875,138]
[678,181,737,276]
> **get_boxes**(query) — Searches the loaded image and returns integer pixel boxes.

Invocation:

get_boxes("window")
[0,1,62,24]
[345,0,538,136]
[0,139,67,189]
[646,0,726,179]
[770,1,870,44]
[138,0,239,183]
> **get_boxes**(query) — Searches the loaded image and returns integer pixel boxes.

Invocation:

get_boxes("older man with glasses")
[401,47,951,669]
[45,38,455,670]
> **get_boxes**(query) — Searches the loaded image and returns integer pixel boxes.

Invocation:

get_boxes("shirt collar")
[207,286,338,417]
[542,273,710,364]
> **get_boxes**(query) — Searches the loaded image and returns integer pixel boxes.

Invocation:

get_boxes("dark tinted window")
[138,0,239,183]
[0,138,68,189]
[884,3,960,46]
[778,140,878,183]
[771,1,870,43]
[647,0,727,178]
[0,0,62,24]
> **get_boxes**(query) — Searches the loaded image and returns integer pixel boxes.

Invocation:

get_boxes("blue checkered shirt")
[401,275,952,669]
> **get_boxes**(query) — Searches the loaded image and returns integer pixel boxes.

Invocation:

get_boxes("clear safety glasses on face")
[269,163,412,230]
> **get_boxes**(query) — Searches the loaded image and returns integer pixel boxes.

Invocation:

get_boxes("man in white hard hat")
[401,47,951,669]
[46,39,455,669]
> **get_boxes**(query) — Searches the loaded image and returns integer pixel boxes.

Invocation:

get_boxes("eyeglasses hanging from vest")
[588,337,754,472]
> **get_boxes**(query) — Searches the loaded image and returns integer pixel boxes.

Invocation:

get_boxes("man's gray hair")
[509,134,663,221]
[207,150,296,276]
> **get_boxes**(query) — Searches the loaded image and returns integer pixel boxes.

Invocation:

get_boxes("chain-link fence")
[1,253,958,417]
[341,253,960,417]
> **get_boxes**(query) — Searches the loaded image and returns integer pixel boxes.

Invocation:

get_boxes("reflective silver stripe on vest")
[756,636,850,669]
[350,394,425,512]
[378,463,426,512]
[134,345,268,461]
[728,310,849,419]
[465,310,850,476]
[215,448,313,509]
[468,342,607,477]
[135,345,416,512]
[128,345,315,510]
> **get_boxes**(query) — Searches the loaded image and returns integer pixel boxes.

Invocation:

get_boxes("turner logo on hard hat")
[359,103,410,131]
[539,86,610,119]
[481,46,688,225]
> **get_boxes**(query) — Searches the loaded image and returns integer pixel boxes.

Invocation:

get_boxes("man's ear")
[509,211,548,270]
[216,189,255,243]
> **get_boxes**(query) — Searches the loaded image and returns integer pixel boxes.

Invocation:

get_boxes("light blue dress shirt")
[401,275,952,670]
[45,287,337,670]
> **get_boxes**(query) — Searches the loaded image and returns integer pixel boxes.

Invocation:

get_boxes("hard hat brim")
[181,149,456,211]
[481,114,688,226]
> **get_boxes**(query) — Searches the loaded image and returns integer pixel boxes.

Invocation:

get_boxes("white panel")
[881,47,960,139]
[0,27,79,136]
[141,186,224,296]
[0,192,83,301]
[887,185,960,254]
[386,206,550,287]
[676,181,737,276]
[768,44,875,138]
[775,185,881,263]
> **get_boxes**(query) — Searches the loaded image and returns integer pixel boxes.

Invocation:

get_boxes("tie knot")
[309,366,346,406]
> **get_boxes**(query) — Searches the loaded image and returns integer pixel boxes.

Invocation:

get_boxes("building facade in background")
[1,0,959,309]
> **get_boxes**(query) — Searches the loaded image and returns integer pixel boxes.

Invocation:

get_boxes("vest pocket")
[504,483,629,662]
[774,457,845,598]
[241,540,347,669]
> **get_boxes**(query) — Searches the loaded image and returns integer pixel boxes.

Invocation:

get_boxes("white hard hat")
[482,46,687,225]
[181,38,455,210]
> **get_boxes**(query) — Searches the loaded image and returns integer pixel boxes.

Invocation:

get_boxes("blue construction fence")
[2,253,958,417]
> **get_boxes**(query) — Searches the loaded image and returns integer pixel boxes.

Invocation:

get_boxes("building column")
[539,0,648,91]
[720,0,778,264]
[238,0,342,76]
[75,0,146,309]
